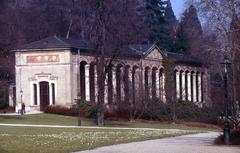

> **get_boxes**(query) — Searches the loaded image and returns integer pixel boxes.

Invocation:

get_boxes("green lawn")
[0,113,218,153]
[0,126,198,153]
[0,113,218,131]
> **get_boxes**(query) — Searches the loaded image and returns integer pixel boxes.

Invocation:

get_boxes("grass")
[0,113,219,153]
[0,126,199,153]
[0,113,219,131]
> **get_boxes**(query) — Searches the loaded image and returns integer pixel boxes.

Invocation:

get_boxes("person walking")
[22,103,25,114]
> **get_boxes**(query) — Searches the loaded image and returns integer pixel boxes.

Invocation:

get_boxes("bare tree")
[88,0,145,126]
[188,0,240,114]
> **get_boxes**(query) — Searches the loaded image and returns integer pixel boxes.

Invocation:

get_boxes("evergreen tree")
[175,5,203,54]
[164,0,178,51]
[144,0,171,50]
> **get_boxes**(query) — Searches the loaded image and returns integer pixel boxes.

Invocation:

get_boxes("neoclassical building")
[13,36,210,111]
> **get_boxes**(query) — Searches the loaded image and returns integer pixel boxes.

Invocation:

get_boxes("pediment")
[146,47,164,60]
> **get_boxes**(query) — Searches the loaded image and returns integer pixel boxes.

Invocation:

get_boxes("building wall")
[14,47,210,112]
[15,50,72,111]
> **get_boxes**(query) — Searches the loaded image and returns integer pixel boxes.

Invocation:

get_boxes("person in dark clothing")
[22,103,26,114]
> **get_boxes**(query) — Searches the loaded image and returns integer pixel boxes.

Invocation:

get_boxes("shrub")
[105,109,130,121]
[214,129,240,145]
[0,107,14,113]
[174,101,218,122]
[140,100,218,122]
[44,102,97,118]
[141,100,171,121]
[74,101,97,118]
[44,105,78,116]
[0,102,9,109]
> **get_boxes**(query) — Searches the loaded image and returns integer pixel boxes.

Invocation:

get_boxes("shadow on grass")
[0,147,9,153]
[0,115,25,120]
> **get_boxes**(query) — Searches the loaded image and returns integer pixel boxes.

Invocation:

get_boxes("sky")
[171,0,185,19]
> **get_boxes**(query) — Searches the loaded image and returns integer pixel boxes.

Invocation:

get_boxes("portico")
[13,36,210,112]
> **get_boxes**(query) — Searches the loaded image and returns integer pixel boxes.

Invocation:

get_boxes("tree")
[189,0,240,114]
[175,5,203,54]
[88,0,144,126]
[143,0,172,51]
[164,0,178,51]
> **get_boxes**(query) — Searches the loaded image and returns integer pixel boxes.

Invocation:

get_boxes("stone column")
[187,73,192,101]
[134,69,140,103]
[77,61,81,98]
[202,72,208,105]
[30,83,34,106]
[162,73,166,102]
[120,67,125,102]
[176,71,180,100]
[94,65,98,102]
[112,66,117,104]
[192,73,197,102]
[156,70,160,98]
[104,72,108,104]
[85,64,90,101]
[181,72,186,101]
[49,83,53,105]
[128,68,133,104]
[198,73,202,102]
[37,83,40,105]
[149,70,152,99]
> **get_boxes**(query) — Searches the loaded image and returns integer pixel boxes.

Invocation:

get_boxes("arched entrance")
[39,81,49,111]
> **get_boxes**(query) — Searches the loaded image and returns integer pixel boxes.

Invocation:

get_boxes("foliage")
[175,5,203,54]
[189,0,240,112]
[164,0,178,51]
[105,109,131,121]
[0,83,9,106]
[0,102,9,109]
[143,0,173,51]
[214,129,240,145]
[174,101,218,121]
[74,101,97,118]
[44,105,78,116]
[141,100,218,122]
[44,102,97,118]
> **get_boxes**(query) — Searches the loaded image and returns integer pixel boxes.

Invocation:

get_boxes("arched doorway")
[39,81,49,111]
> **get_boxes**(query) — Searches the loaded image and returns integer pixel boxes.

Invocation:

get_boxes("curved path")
[76,132,240,153]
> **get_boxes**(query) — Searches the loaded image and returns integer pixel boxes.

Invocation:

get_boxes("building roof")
[13,36,203,66]
[14,36,92,51]
[120,44,158,58]
[166,52,202,66]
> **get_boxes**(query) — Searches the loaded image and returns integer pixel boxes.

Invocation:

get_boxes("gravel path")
[75,132,240,153]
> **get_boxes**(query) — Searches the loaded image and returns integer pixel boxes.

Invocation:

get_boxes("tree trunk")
[97,56,106,126]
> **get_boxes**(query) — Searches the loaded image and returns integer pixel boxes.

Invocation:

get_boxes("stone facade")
[13,36,210,112]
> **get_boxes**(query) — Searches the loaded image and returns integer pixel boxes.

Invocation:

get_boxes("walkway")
[0,110,42,116]
[75,132,240,153]
[0,123,193,132]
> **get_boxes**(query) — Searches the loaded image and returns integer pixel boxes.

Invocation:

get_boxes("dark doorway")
[39,81,49,111]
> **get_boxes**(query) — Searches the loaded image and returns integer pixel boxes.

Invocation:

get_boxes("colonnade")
[79,61,166,104]
[175,70,204,102]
